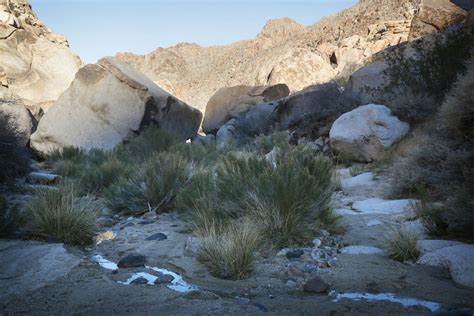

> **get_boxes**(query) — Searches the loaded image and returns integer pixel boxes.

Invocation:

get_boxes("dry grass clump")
[23,184,99,245]
[387,226,420,262]
[105,152,192,215]
[198,220,261,280]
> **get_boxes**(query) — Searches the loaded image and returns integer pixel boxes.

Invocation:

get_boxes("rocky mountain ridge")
[116,0,468,112]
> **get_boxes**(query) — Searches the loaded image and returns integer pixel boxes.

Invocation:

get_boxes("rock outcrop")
[329,104,409,162]
[202,84,289,133]
[0,0,81,114]
[116,0,466,114]
[30,57,202,155]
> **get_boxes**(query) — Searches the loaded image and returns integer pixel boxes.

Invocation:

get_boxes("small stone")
[111,269,118,275]
[286,249,304,259]
[303,276,330,293]
[138,220,155,225]
[131,277,149,285]
[146,233,167,241]
[252,302,269,312]
[311,249,327,260]
[235,297,251,305]
[327,258,339,267]
[119,221,135,230]
[312,239,322,248]
[301,263,318,274]
[97,217,114,227]
[154,274,174,284]
[286,280,297,288]
[117,254,146,268]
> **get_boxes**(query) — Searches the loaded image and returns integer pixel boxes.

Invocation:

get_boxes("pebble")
[327,258,339,267]
[131,277,149,285]
[303,276,330,293]
[311,249,327,260]
[117,254,146,268]
[286,249,304,259]
[312,238,322,248]
[286,280,297,288]
[138,220,155,225]
[154,274,174,284]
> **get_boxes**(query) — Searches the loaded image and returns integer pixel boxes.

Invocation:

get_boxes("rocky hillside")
[0,0,81,115]
[116,0,467,112]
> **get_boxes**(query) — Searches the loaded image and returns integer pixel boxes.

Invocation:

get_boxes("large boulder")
[0,1,81,114]
[329,104,409,162]
[30,57,202,155]
[344,61,388,105]
[417,244,474,288]
[202,84,289,133]
[409,0,467,40]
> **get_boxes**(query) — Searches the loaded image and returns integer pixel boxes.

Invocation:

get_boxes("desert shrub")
[198,220,261,280]
[105,152,191,214]
[0,112,30,182]
[23,184,99,245]
[245,131,291,155]
[196,149,336,248]
[48,147,87,177]
[412,185,448,237]
[391,54,474,239]
[387,226,420,262]
[78,157,132,193]
[169,141,221,166]
[244,150,335,247]
[118,125,178,161]
[377,29,473,124]
[0,194,13,236]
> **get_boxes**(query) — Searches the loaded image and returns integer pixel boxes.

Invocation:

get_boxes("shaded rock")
[0,240,81,301]
[216,118,237,149]
[131,277,149,285]
[154,274,174,284]
[303,276,330,293]
[203,84,289,133]
[286,249,304,259]
[344,61,388,105]
[117,254,146,268]
[340,245,386,255]
[417,240,465,255]
[146,233,167,241]
[30,57,202,156]
[409,0,467,40]
[27,172,60,184]
[417,244,474,288]
[340,172,376,196]
[330,104,409,162]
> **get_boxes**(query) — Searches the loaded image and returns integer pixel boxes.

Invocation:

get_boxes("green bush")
[78,157,132,193]
[377,29,473,124]
[387,226,420,262]
[183,149,335,249]
[198,220,261,280]
[391,53,474,239]
[117,125,178,161]
[105,152,191,214]
[0,112,30,183]
[0,194,13,236]
[23,184,99,245]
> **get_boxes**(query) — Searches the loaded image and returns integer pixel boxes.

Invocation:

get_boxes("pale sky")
[29,0,358,64]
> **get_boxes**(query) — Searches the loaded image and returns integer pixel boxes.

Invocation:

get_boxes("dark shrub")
[0,112,30,182]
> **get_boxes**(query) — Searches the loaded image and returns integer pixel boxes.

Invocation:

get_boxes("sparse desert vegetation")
[387,226,420,262]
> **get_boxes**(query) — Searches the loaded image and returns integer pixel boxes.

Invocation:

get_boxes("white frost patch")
[91,255,196,292]
[118,272,158,285]
[330,291,440,312]
[92,254,118,270]
[148,266,197,292]
[340,245,386,255]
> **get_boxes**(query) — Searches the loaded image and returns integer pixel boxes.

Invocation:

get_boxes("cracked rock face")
[30,57,202,156]
[0,0,81,115]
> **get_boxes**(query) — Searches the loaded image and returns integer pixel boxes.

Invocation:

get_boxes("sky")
[29,0,358,64]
